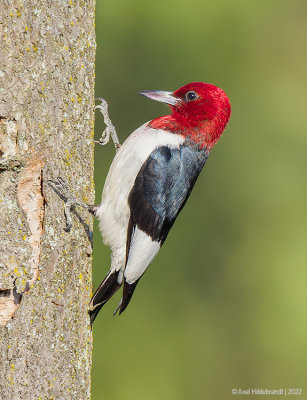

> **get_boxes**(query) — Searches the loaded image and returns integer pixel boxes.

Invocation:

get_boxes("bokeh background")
[92,1,307,398]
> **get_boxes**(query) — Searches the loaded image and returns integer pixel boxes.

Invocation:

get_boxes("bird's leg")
[48,177,99,232]
[94,98,121,152]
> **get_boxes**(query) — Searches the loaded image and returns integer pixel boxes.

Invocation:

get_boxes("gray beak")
[139,90,181,106]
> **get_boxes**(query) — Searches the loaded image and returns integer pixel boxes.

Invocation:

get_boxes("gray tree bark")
[0,1,95,399]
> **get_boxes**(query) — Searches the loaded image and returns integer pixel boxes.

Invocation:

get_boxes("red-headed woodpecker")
[49,82,231,324]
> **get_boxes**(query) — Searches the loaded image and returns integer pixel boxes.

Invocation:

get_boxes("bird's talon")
[64,224,72,233]
[94,98,120,150]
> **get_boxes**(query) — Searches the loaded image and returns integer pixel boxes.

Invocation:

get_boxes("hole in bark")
[0,289,11,298]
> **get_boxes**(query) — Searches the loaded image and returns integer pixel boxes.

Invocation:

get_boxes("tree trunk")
[0,1,95,399]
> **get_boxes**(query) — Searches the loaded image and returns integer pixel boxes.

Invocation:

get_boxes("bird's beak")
[139,90,181,106]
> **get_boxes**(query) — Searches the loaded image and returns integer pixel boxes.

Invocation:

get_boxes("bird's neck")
[149,110,229,150]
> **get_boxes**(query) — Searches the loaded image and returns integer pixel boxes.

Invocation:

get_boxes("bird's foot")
[94,98,121,151]
[48,177,97,232]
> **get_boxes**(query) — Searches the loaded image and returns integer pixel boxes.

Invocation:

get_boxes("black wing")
[128,144,208,245]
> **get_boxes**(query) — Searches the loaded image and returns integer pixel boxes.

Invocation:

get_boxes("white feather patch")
[124,227,161,284]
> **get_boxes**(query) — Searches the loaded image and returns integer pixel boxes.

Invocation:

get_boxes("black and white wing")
[119,144,209,313]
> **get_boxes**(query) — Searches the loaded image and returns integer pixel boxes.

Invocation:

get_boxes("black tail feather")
[89,303,105,326]
[89,270,122,325]
[118,279,139,315]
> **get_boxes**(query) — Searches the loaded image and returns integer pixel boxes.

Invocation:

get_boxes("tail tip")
[89,307,99,327]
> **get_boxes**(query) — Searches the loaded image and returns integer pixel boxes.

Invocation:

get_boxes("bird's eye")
[185,91,198,101]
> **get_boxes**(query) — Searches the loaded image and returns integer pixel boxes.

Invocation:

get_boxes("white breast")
[96,122,184,272]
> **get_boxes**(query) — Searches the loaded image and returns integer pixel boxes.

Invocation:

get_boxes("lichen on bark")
[0,1,95,398]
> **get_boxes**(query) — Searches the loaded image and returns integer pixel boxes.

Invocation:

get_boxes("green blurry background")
[92,1,307,398]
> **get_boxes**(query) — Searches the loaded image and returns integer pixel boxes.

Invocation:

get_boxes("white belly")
[96,122,184,272]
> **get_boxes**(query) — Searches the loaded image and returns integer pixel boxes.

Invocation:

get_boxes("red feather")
[149,82,231,150]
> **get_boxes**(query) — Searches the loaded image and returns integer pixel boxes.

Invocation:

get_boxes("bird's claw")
[48,177,77,232]
[94,98,121,151]
[48,177,71,200]
[94,128,110,146]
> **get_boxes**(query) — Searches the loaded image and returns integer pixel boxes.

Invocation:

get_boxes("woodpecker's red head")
[140,82,231,149]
